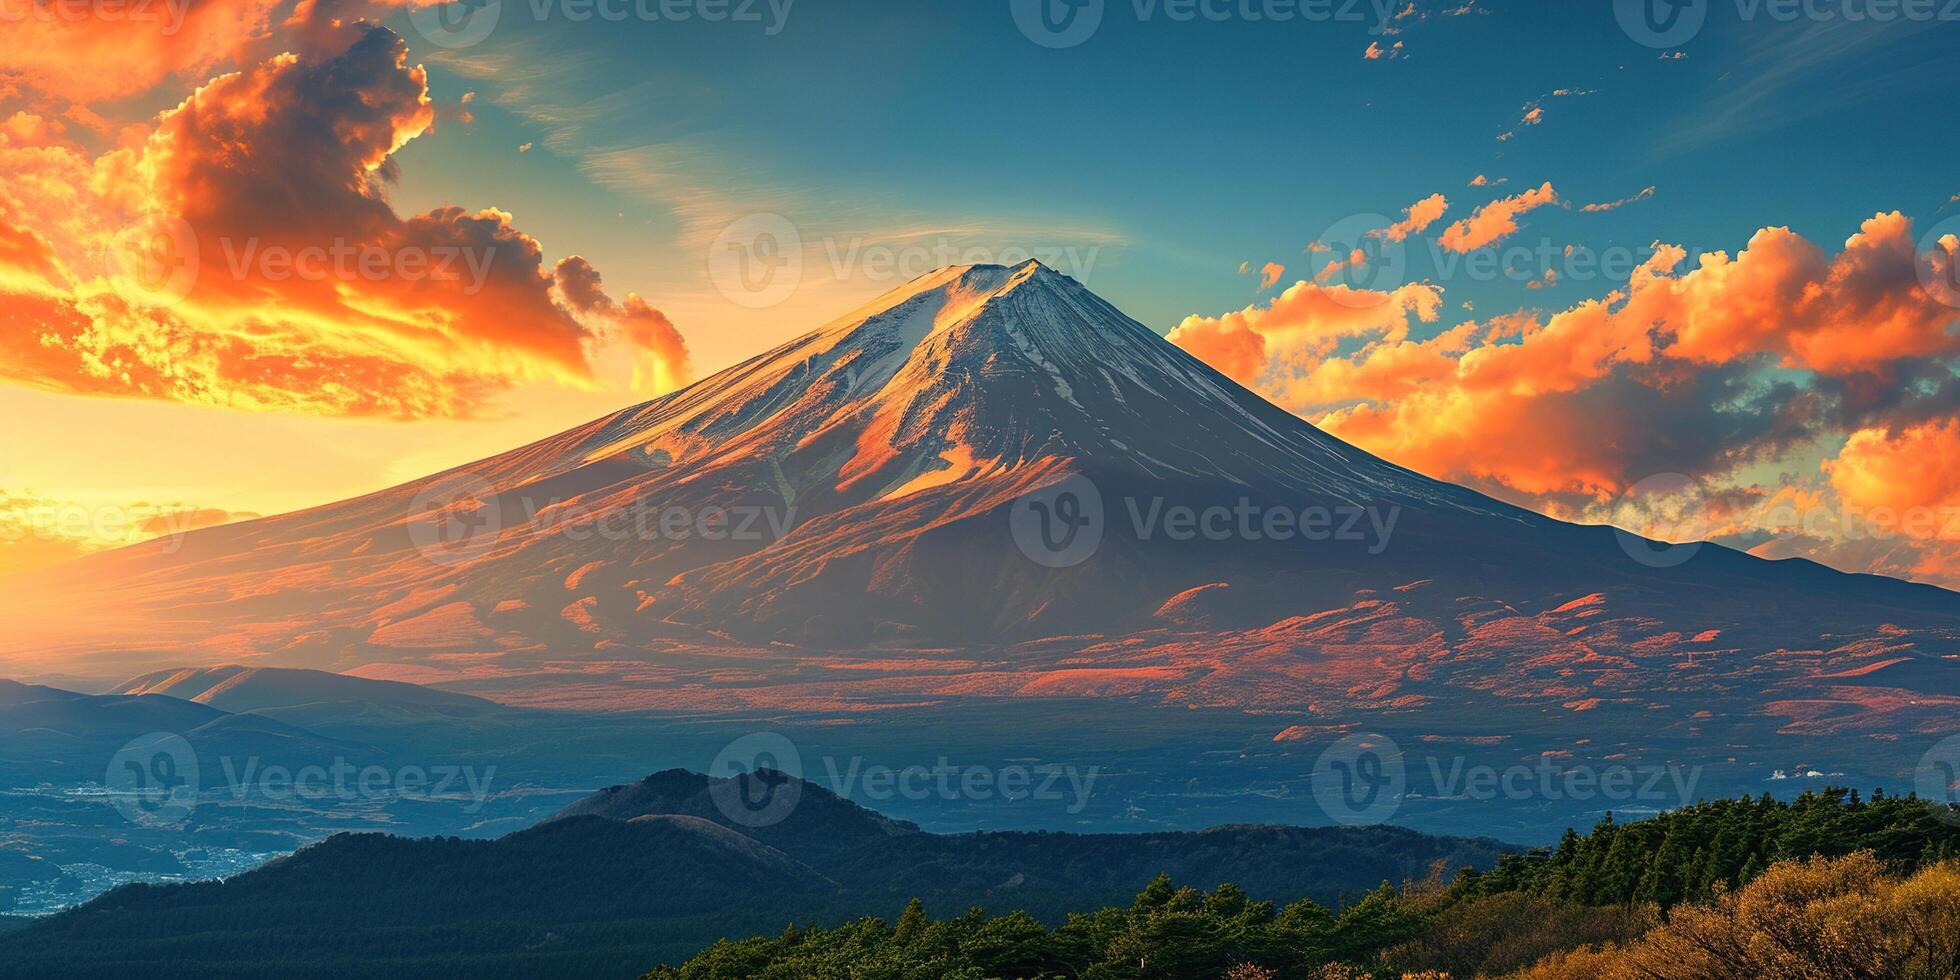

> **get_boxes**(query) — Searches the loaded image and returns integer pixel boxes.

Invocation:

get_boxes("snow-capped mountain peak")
[553,261,1506,515]
[7,264,1954,695]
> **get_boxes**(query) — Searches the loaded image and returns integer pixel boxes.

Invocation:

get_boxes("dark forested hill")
[644,787,1960,980]
[0,770,1508,980]
[8,778,1955,979]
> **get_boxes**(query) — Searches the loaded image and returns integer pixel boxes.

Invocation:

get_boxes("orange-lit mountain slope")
[3,262,1957,747]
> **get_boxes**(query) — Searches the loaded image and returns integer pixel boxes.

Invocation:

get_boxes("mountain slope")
[2,262,1956,749]
[0,679,363,785]
[554,768,919,858]
[115,665,499,715]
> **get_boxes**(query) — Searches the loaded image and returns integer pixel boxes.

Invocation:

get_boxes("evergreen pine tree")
[1637,824,1691,907]
[894,899,928,945]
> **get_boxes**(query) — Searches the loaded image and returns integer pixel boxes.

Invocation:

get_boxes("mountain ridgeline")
[10,779,1959,979]
[0,769,1510,979]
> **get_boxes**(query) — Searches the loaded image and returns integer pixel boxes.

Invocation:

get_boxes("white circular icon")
[1613,0,1707,49]
[1612,472,1709,569]
[1010,473,1105,569]
[106,733,200,829]
[709,213,803,309]
[1917,735,1960,827]
[1312,732,1405,826]
[708,732,804,828]
[406,471,503,567]
[1311,213,1406,306]
[104,215,199,307]
[1917,216,1960,311]
[407,0,503,49]
[1010,0,1104,48]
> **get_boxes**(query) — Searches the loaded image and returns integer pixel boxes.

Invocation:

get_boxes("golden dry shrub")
[1511,854,1960,980]
[1886,861,1960,970]
[1506,944,1632,980]
[1224,964,1278,980]
[1384,890,1657,975]
[1307,966,1372,980]
[1305,969,1451,980]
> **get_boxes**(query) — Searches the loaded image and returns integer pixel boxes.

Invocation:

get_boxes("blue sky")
[386,0,1960,364]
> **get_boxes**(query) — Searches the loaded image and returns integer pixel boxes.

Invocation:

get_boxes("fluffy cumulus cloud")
[1438,181,1559,253]
[1827,419,1960,521]
[0,0,460,106]
[0,0,285,104]
[1166,279,1444,390]
[0,20,690,416]
[1172,211,1960,588]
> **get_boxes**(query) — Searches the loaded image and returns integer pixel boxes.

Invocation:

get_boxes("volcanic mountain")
[4,262,1959,749]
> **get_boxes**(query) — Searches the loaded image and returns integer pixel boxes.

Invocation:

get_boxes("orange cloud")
[1437,181,1559,253]
[1745,462,1960,590]
[621,294,691,395]
[1315,248,1367,283]
[0,24,688,417]
[1581,186,1655,212]
[1167,314,1268,384]
[1648,212,1956,375]
[1177,212,1960,521]
[1167,278,1443,388]
[1372,193,1449,243]
[1305,295,1675,498]
[0,0,283,104]
[554,255,693,394]
[1827,419,1960,529]
[1257,261,1285,290]
[0,0,458,105]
